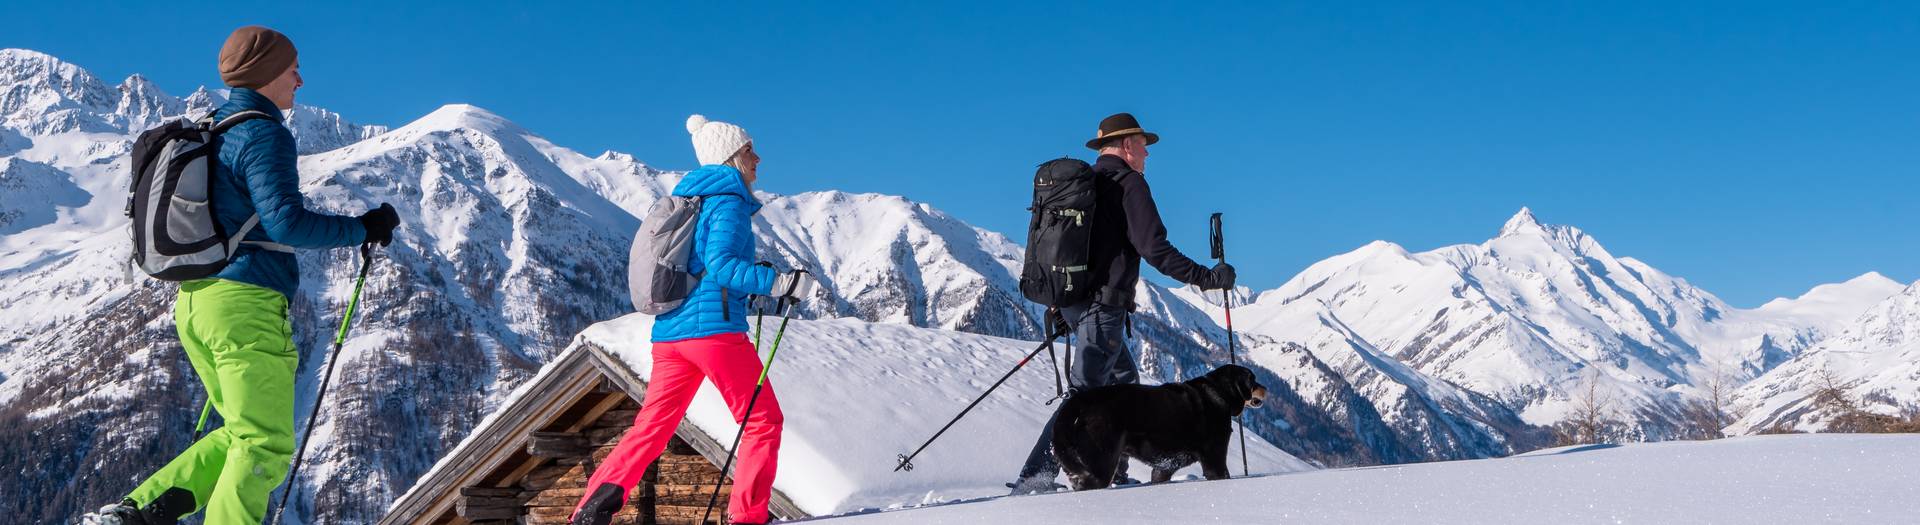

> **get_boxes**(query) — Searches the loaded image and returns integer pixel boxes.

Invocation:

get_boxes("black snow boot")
[140,488,196,525]
[570,483,626,525]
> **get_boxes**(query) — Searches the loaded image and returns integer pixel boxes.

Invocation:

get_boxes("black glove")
[358,203,399,247]
[1203,262,1237,291]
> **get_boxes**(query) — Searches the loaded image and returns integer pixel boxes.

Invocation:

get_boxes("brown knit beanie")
[218,26,298,89]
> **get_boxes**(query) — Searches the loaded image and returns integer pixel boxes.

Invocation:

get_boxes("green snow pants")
[128,279,298,524]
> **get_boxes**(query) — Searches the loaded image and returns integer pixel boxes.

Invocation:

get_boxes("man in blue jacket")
[88,26,399,525]
[1009,113,1236,494]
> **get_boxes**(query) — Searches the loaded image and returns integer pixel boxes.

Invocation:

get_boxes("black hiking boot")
[140,488,196,525]
[571,483,626,525]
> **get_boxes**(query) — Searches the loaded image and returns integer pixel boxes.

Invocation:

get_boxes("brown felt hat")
[1085,112,1160,150]
[219,26,298,90]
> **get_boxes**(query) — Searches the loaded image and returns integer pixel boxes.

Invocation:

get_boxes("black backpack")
[1019,158,1098,306]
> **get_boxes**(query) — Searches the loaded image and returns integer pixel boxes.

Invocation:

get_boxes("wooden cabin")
[380,343,807,525]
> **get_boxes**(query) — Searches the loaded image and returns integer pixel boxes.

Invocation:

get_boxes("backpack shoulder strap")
[211,110,276,134]
[226,214,296,254]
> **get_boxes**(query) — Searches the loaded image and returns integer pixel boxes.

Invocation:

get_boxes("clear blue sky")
[11,1,1917,306]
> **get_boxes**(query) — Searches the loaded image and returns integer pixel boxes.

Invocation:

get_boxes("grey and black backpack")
[628,195,706,314]
[125,110,292,281]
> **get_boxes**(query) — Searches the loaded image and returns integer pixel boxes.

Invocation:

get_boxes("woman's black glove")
[359,203,399,247]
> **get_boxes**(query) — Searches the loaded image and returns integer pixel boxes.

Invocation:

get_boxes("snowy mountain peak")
[596,150,641,164]
[400,103,521,135]
[1498,207,1544,237]
[113,73,182,131]
[0,48,115,123]
[1757,272,1906,315]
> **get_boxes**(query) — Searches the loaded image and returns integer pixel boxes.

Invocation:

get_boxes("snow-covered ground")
[577,314,1316,516]
[805,434,1920,524]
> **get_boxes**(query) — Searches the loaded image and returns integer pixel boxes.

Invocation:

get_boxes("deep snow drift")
[807,433,1920,524]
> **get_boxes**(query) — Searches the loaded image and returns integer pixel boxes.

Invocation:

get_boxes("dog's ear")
[1234,367,1262,400]
[1220,366,1250,400]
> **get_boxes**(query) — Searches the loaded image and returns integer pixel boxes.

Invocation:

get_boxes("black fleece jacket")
[1088,154,1213,310]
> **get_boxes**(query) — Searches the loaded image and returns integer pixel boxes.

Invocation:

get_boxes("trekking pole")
[895,310,1069,472]
[1211,213,1250,477]
[700,296,796,525]
[192,399,213,440]
[271,243,375,525]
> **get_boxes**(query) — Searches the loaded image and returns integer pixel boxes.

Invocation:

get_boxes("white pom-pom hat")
[686,114,752,167]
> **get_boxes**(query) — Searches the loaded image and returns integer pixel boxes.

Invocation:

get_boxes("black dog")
[1051,364,1267,490]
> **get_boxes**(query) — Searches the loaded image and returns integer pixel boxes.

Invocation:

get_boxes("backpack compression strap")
[227,214,296,254]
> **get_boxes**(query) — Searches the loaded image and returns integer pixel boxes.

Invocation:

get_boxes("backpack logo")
[125,110,289,281]
[628,196,706,314]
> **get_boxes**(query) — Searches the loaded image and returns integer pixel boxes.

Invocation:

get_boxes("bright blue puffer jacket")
[209,88,367,299]
[651,164,779,343]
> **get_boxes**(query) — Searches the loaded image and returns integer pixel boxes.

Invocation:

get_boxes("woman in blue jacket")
[572,115,814,525]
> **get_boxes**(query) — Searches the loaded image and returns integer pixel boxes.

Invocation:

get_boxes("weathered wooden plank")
[526,505,641,520]
[492,454,548,489]
[653,484,727,498]
[522,470,589,491]
[566,392,631,434]
[454,496,519,520]
[458,486,520,498]
[655,461,723,475]
[528,431,592,458]
[524,493,582,508]
[595,408,640,426]
[654,504,728,524]
[587,426,627,444]
[520,463,575,484]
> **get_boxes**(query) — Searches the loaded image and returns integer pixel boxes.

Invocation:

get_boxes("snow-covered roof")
[577,313,1313,516]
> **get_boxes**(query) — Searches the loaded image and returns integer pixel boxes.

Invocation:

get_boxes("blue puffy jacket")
[651,164,778,343]
[209,88,367,298]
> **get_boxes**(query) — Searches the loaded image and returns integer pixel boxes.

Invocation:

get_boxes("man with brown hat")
[86,25,398,525]
[1008,112,1236,494]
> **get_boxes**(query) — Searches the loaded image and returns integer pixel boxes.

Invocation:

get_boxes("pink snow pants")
[574,332,784,523]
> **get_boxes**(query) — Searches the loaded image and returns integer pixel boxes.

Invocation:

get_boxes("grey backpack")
[628,196,706,314]
[125,110,294,281]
